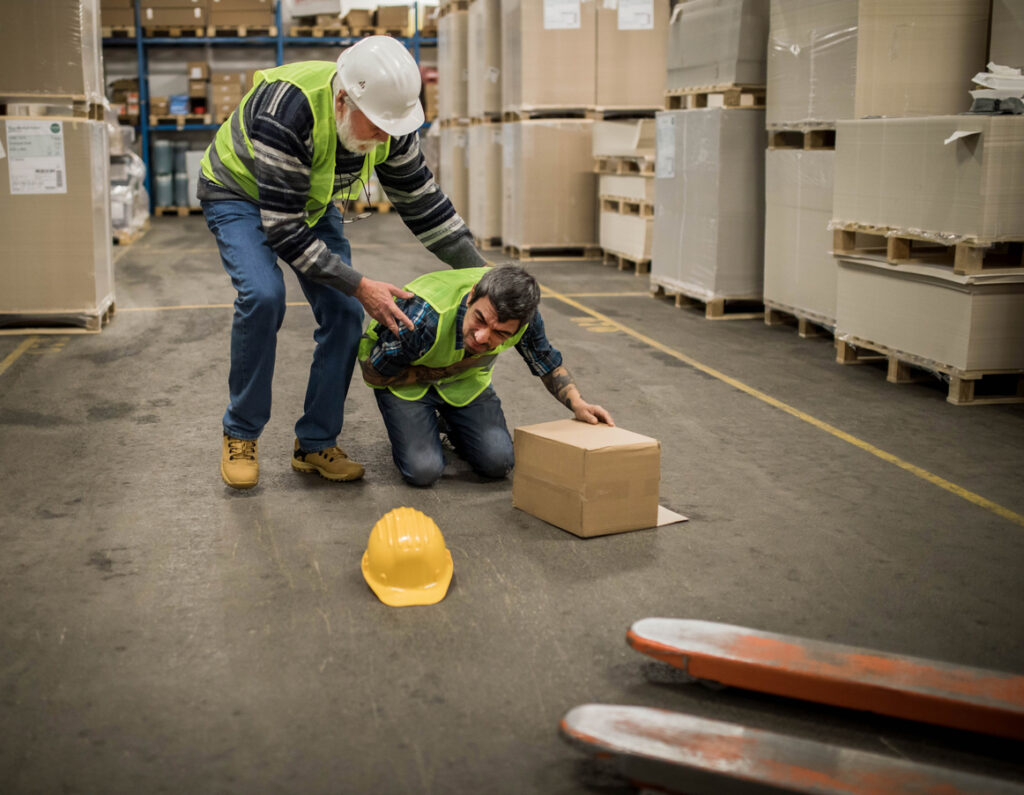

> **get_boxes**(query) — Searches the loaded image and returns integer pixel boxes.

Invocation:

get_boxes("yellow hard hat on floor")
[362,507,453,606]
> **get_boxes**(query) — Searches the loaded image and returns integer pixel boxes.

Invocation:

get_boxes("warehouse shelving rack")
[102,0,437,209]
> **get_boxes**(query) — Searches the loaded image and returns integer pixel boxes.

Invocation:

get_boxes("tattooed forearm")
[542,366,577,409]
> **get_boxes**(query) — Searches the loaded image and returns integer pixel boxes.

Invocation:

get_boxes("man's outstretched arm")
[540,365,615,426]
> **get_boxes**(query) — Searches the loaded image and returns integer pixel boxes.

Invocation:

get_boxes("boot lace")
[228,438,257,461]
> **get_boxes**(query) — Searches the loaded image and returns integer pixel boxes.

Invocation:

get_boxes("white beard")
[336,111,379,154]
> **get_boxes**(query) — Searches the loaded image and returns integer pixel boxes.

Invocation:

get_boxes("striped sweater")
[198,73,485,295]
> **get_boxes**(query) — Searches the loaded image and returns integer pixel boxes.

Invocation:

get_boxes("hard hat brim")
[361,550,453,607]
[358,100,425,138]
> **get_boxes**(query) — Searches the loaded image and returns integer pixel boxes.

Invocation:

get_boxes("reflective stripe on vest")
[358,268,530,407]
[199,60,390,227]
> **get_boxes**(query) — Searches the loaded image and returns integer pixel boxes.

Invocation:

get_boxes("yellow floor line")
[540,283,1024,528]
[0,336,38,376]
[560,291,650,298]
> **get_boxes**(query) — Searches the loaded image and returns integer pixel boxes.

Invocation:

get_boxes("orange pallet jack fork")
[627,618,1024,741]
[561,704,1024,795]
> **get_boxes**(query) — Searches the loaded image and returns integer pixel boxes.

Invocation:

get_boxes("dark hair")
[472,266,541,325]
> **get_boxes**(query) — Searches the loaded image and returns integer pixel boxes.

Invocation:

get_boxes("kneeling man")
[358,265,614,486]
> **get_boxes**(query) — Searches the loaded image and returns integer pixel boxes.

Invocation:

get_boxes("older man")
[199,37,485,489]
[359,265,614,487]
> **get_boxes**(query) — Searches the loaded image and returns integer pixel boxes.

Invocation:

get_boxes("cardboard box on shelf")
[502,120,597,249]
[854,0,989,118]
[667,0,769,92]
[376,4,411,31]
[342,8,372,29]
[150,96,170,114]
[596,3,668,110]
[0,119,113,327]
[468,0,501,118]
[990,0,1024,69]
[764,149,837,323]
[291,0,340,16]
[188,79,208,98]
[835,256,1024,373]
[208,9,275,27]
[208,0,274,9]
[187,61,210,80]
[766,0,857,128]
[501,0,596,111]
[832,117,1024,244]
[101,7,136,25]
[592,119,655,158]
[439,124,470,219]
[652,108,766,300]
[512,419,661,538]
[467,121,502,242]
[141,0,208,27]
[211,71,248,85]
[0,0,103,105]
[438,7,469,120]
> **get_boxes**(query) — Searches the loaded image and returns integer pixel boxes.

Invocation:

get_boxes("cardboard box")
[0,119,113,325]
[667,0,769,92]
[0,0,103,105]
[211,71,247,85]
[208,9,275,27]
[599,173,654,204]
[835,256,1024,372]
[438,8,469,120]
[291,0,340,16]
[766,0,857,128]
[142,4,208,27]
[467,121,502,241]
[832,117,1024,243]
[764,149,837,323]
[854,0,988,118]
[592,118,656,157]
[652,108,765,299]
[187,61,210,80]
[101,7,136,25]
[468,0,501,118]
[423,81,439,122]
[990,0,1024,70]
[342,8,372,29]
[600,211,652,261]
[439,124,470,219]
[502,120,597,248]
[513,419,660,538]
[208,0,273,9]
[150,95,170,114]
[596,3,668,110]
[376,4,410,31]
[501,0,596,111]
[188,79,208,98]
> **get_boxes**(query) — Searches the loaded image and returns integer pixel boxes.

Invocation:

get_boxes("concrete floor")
[1,213,1023,794]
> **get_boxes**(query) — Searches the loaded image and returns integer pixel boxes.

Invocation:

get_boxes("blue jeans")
[374,386,515,487]
[202,200,363,451]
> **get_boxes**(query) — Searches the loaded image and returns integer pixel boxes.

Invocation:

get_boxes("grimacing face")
[461,292,520,355]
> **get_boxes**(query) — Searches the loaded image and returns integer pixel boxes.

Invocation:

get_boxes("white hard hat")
[336,36,425,137]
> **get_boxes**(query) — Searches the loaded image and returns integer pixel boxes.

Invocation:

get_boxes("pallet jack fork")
[560,619,1024,794]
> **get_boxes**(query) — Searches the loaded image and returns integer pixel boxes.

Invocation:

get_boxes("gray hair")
[472,266,541,326]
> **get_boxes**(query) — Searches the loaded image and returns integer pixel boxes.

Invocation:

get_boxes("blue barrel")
[152,139,173,174]
[173,172,191,207]
[154,173,174,207]
[173,140,188,174]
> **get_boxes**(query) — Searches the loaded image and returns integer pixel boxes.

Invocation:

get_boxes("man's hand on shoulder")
[354,277,415,335]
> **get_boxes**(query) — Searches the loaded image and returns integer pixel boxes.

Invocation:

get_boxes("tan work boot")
[291,440,364,481]
[221,434,258,489]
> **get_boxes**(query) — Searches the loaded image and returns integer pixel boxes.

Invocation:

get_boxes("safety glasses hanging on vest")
[339,176,373,224]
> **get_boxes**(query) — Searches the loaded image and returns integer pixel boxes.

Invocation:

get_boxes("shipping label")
[6,120,68,195]
[618,0,653,29]
[544,0,581,29]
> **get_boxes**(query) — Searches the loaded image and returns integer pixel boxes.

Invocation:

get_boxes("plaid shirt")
[366,294,562,379]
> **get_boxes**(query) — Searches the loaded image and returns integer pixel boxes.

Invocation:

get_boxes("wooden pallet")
[832,223,1024,275]
[600,197,653,217]
[206,25,277,37]
[602,250,650,275]
[0,301,116,336]
[143,26,206,37]
[288,25,351,37]
[101,25,136,39]
[665,84,766,110]
[113,220,150,246]
[149,113,212,128]
[468,115,502,125]
[594,156,655,176]
[768,128,836,151]
[836,335,1024,406]
[0,96,104,120]
[473,235,502,251]
[502,108,589,122]
[504,245,602,262]
[763,301,834,339]
[154,206,203,217]
[650,281,763,320]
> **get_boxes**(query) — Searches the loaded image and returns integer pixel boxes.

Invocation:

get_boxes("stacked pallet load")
[0,0,116,334]
[207,0,276,37]
[466,0,502,250]
[651,0,768,319]
[762,0,857,335]
[829,0,1024,405]
[594,119,656,274]
[437,0,470,219]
